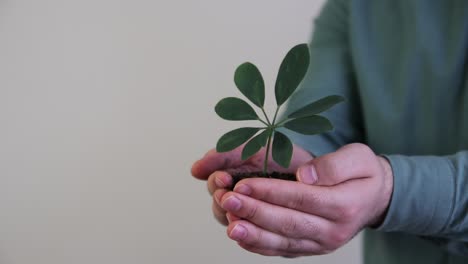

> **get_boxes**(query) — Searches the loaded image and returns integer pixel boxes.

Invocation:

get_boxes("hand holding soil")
[191,144,312,225]
[192,143,394,257]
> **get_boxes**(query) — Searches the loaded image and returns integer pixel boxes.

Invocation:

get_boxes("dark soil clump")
[230,172,296,190]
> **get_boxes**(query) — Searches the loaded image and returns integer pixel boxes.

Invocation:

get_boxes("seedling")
[215,43,344,176]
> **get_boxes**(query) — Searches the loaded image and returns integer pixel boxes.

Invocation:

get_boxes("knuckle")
[319,158,340,181]
[263,188,277,203]
[245,204,258,220]
[345,143,383,173]
[301,218,320,237]
[284,238,303,252]
[248,227,264,247]
[337,204,359,222]
[280,216,298,235]
[280,216,320,239]
[307,191,326,207]
[347,143,371,153]
[327,229,351,249]
[348,143,376,160]
[287,191,305,210]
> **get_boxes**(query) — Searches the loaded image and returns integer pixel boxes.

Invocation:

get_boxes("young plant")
[215,43,344,176]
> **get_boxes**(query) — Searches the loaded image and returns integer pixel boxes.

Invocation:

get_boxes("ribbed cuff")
[375,154,455,236]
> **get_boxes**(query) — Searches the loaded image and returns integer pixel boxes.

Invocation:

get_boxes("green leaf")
[234,62,265,108]
[272,131,293,168]
[288,95,345,118]
[275,43,310,106]
[241,129,270,160]
[284,115,333,135]
[216,127,261,153]
[215,97,259,121]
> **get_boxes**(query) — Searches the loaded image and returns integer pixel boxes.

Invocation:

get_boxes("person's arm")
[280,0,363,156]
[377,152,468,256]
[286,0,468,256]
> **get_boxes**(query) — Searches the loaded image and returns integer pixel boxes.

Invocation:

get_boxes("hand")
[219,143,393,257]
[191,145,313,225]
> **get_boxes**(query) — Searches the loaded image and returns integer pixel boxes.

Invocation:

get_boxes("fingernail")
[215,176,225,188]
[226,213,233,223]
[298,165,317,184]
[222,196,241,211]
[230,224,247,241]
[215,173,232,188]
[234,184,252,195]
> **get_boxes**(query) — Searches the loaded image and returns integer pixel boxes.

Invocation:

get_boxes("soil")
[229,172,296,190]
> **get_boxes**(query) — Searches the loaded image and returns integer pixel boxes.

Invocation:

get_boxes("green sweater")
[284,0,468,262]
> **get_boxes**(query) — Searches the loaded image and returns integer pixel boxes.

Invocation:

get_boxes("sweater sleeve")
[285,0,468,257]
[377,151,468,256]
[280,0,364,156]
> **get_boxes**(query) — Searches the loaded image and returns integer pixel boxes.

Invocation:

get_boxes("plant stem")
[263,129,273,176]
[257,118,269,127]
[262,106,281,176]
[271,106,280,126]
[261,108,271,125]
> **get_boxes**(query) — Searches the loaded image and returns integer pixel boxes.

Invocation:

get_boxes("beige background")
[0,0,362,263]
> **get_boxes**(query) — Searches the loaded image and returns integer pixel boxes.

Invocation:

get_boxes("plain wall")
[0,1,362,263]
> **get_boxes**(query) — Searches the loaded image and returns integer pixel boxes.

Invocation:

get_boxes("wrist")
[370,156,394,227]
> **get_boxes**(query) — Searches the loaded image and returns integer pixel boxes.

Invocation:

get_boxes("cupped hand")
[191,145,313,225]
[219,143,393,257]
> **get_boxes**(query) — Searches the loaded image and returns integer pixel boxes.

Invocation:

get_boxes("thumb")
[191,147,244,180]
[296,143,379,186]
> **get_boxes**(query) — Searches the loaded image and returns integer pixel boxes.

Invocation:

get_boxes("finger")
[297,143,380,185]
[207,171,232,195]
[227,220,323,256]
[220,192,332,242]
[238,243,300,257]
[233,178,341,220]
[238,243,324,258]
[213,189,228,205]
[212,200,228,226]
[226,212,241,223]
[191,148,243,180]
[212,189,229,225]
